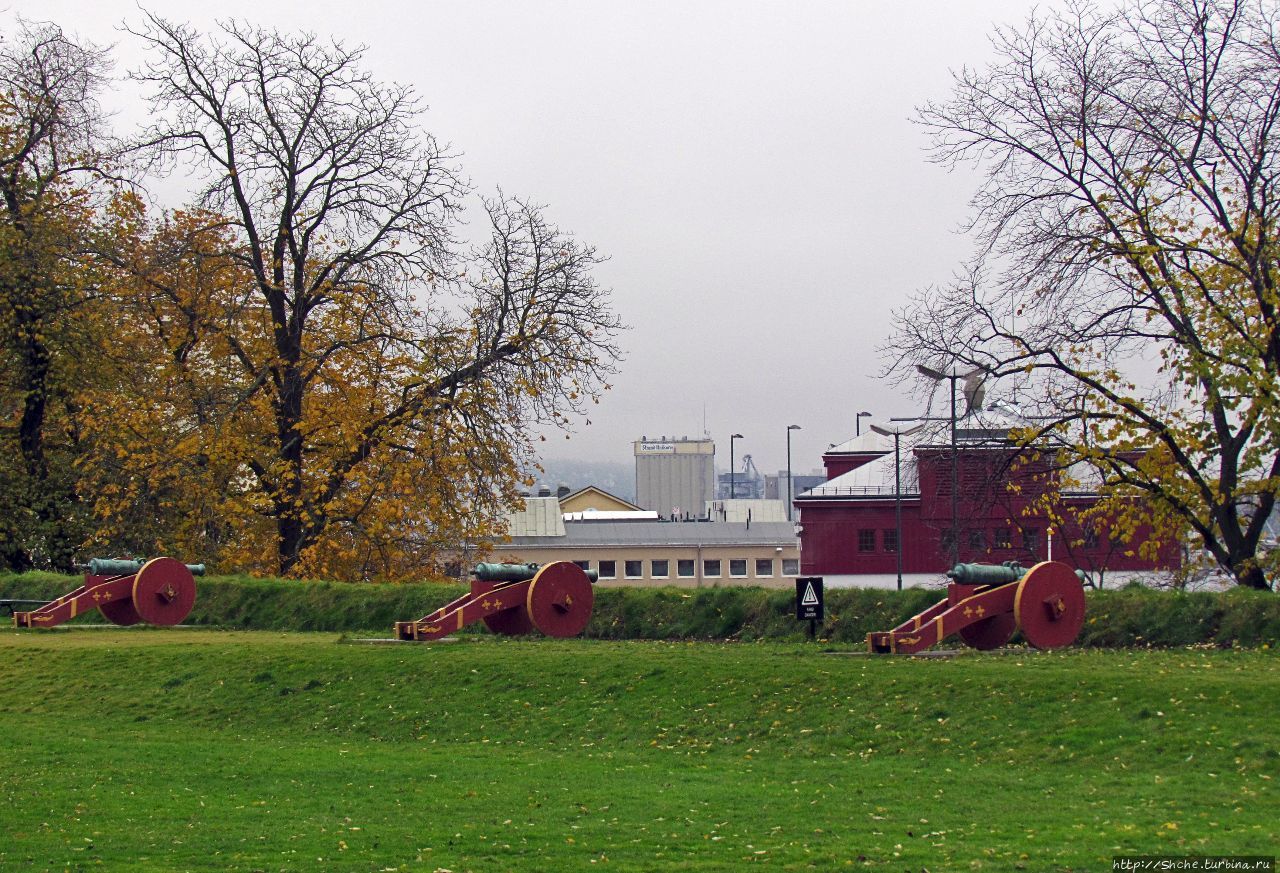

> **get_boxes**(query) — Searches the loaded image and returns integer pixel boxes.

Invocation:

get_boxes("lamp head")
[870,423,925,437]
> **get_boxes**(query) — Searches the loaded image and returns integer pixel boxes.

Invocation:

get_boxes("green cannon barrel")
[473,562,599,583]
[473,562,541,582]
[946,561,1027,586]
[86,558,206,577]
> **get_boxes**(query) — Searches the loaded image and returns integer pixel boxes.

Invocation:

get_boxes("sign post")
[795,577,824,639]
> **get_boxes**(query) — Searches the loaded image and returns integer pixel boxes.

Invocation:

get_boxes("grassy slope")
[0,630,1275,872]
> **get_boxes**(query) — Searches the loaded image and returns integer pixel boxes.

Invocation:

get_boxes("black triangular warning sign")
[796,577,824,622]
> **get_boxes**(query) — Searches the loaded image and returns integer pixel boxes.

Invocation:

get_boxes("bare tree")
[891,0,1280,589]
[0,20,113,570]
[124,15,622,577]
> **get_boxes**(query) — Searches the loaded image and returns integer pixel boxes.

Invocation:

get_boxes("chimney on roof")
[537,484,551,497]
[557,483,570,499]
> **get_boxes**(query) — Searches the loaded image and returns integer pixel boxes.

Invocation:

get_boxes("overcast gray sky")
[9,0,1036,477]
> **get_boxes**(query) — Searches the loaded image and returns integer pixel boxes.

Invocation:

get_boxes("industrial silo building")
[633,437,716,518]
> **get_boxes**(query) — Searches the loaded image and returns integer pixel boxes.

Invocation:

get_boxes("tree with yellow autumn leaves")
[0,21,115,571]
[893,0,1280,589]
[0,15,621,579]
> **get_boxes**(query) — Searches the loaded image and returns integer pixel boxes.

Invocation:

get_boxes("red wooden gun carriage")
[12,557,201,629]
[395,561,597,641]
[867,560,1086,654]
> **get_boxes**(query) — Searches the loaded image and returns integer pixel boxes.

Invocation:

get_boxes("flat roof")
[507,519,797,548]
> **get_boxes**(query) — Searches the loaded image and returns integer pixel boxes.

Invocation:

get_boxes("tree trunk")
[17,312,50,487]
[16,285,81,573]
[273,350,309,577]
[277,514,303,577]
[1233,562,1271,591]
[8,284,69,571]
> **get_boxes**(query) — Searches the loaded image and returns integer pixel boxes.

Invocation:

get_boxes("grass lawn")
[0,630,1275,871]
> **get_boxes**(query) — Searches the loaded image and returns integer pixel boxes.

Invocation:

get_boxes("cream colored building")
[560,486,642,514]
[494,495,799,589]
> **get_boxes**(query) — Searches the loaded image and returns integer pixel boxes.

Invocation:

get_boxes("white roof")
[705,499,789,522]
[826,430,893,454]
[803,404,1123,500]
[801,452,919,498]
[562,509,661,521]
[805,406,1029,499]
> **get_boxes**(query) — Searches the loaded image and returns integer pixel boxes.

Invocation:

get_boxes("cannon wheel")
[131,558,197,626]
[1014,561,1085,649]
[98,598,144,626]
[958,612,1017,650]
[526,562,594,638]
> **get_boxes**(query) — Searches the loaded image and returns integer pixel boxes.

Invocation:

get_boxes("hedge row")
[2,573,1278,647]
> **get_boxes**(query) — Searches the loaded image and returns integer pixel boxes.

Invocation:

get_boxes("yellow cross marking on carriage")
[975,605,986,617]
[963,606,973,617]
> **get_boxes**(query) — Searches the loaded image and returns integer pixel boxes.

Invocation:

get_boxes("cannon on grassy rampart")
[12,558,201,629]
[395,561,597,641]
[866,560,1086,654]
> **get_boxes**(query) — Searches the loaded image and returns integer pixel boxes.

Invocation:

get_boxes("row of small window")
[572,558,801,579]
[857,527,1051,553]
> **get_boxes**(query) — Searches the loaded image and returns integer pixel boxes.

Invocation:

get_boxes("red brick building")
[794,420,1177,587]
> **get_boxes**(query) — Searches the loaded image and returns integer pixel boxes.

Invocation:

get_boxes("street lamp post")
[786,424,801,521]
[855,411,871,437]
[871,423,925,591]
[730,433,743,500]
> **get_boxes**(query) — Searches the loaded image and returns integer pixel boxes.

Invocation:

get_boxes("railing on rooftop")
[801,485,919,497]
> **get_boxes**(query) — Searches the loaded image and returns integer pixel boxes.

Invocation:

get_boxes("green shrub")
[2,572,1277,647]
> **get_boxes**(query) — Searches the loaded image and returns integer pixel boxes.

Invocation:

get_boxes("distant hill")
[526,458,635,502]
